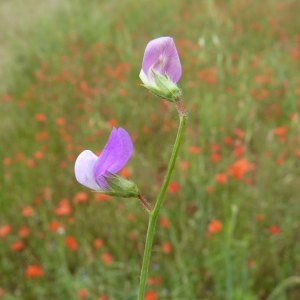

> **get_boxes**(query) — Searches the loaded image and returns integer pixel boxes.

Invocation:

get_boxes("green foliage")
[1,0,300,299]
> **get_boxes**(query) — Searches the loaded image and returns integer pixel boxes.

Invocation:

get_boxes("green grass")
[1,0,300,299]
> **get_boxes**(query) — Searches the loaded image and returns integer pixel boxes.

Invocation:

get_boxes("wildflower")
[22,206,34,217]
[268,225,280,235]
[75,127,139,198]
[34,113,46,122]
[210,153,221,162]
[229,159,251,179]
[188,145,201,154]
[145,290,158,300]
[18,226,30,238]
[101,252,113,265]
[48,220,64,233]
[207,220,222,235]
[3,157,12,166]
[159,216,170,229]
[78,288,88,299]
[25,264,44,278]
[65,236,78,251]
[139,36,182,101]
[161,241,172,254]
[0,224,11,238]
[215,173,227,184]
[73,191,89,204]
[10,240,25,252]
[54,199,71,216]
[167,181,180,193]
[93,238,103,249]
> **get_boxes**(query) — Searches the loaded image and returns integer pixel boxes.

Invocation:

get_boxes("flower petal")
[74,150,100,190]
[93,128,133,184]
[139,69,152,86]
[141,37,182,83]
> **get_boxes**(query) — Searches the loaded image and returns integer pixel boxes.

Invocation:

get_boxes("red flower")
[78,288,88,299]
[229,159,252,179]
[215,173,227,184]
[25,264,44,278]
[54,199,71,216]
[93,238,103,249]
[48,220,63,232]
[161,242,172,254]
[188,146,201,154]
[268,225,280,235]
[101,252,113,265]
[18,226,30,238]
[65,236,78,251]
[167,181,180,193]
[145,290,157,300]
[34,113,46,122]
[22,206,34,217]
[10,240,25,252]
[159,216,170,229]
[207,220,222,235]
[0,224,11,238]
[73,192,88,204]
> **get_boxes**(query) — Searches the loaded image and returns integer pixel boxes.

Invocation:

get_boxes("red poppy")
[168,181,180,193]
[78,288,88,299]
[101,253,113,265]
[215,173,227,184]
[54,199,71,216]
[268,225,280,235]
[145,290,158,300]
[0,224,11,238]
[25,264,44,278]
[207,220,222,235]
[65,236,78,251]
[10,240,25,252]
[93,238,103,250]
[161,242,172,254]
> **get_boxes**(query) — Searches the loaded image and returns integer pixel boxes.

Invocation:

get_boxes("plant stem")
[137,106,186,300]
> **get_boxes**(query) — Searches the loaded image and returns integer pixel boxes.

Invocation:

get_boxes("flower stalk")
[137,99,186,299]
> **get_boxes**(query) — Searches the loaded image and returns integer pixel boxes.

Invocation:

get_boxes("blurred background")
[1,0,300,299]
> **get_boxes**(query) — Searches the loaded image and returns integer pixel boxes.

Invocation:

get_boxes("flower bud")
[139,36,182,102]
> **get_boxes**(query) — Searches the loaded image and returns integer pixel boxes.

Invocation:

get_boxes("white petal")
[139,69,151,85]
[74,150,100,190]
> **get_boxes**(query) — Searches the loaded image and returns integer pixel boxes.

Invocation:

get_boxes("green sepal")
[98,174,139,198]
[143,71,181,102]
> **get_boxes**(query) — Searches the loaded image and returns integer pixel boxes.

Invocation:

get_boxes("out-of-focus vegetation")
[1,0,300,299]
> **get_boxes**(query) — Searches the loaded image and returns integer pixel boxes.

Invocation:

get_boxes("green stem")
[137,105,186,300]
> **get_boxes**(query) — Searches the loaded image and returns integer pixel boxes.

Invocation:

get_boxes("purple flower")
[139,36,182,86]
[74,127,133,191]
[139,37,182,101]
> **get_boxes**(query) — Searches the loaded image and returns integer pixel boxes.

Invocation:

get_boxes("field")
[1,0,300,299]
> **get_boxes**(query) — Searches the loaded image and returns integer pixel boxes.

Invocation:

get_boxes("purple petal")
[93,127,133,185]
[74,150,100,190]
[142,37,182,83]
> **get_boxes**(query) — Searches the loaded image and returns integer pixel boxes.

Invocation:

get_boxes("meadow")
[1,0,300,299]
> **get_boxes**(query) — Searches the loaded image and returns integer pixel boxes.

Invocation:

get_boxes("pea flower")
[139,36,182,101]
[74,127,139,198]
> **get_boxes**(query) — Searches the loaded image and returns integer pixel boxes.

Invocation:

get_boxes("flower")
[25,264,44,278]
[75,127,138,198]
[65,235,78,251]
[139,36,182,101]
[207,220,222,235]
